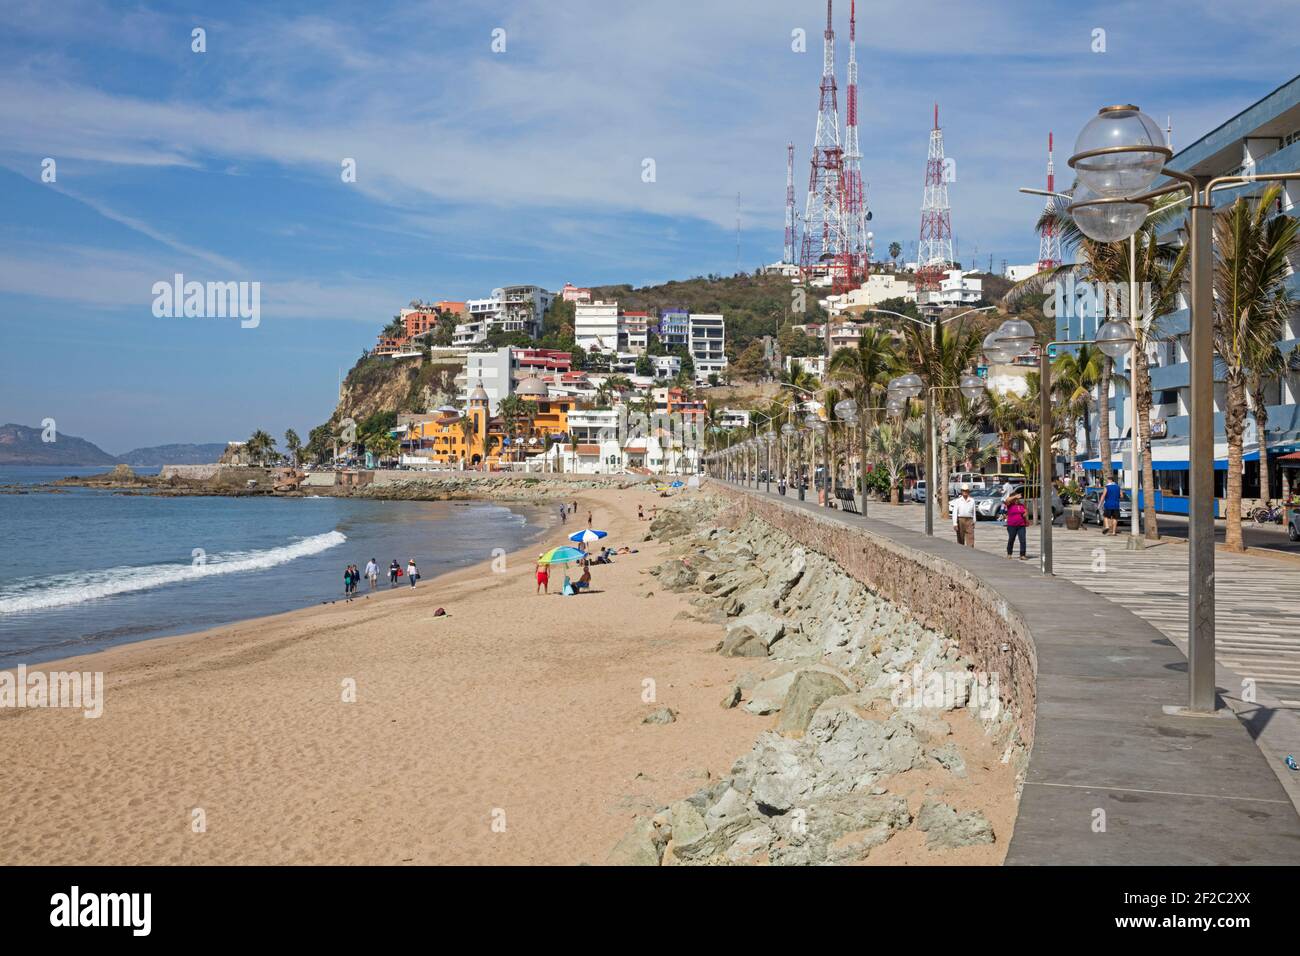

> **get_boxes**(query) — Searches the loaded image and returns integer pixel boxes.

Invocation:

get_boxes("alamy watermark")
[152,273,260,328]
[0,664,103,718]
[889,665,1001,720]
[1044,275,1151,323]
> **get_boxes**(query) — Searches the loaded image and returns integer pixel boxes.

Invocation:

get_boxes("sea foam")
[0,531,347,614]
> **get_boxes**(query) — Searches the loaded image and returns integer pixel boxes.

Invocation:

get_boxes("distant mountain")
[0,423,118,466]
[115,443,228,466]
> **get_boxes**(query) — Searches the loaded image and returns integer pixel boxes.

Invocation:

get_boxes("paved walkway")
[806,492,1300,808]
[718,481,1300,864]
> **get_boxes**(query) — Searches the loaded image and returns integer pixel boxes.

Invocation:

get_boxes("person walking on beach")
[952,483,977,548]
[388,560,400,587]
[559,505,567,524]
[407,559,419,588]
[364,558,378,591]
[587,511,593,528]
[637,504,644,520]
[343,564,355,601]
[536,561,549,595]
[1004,491,1029,560]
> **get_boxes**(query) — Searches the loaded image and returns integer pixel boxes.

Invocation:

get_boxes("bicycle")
[1250,502,1285,525]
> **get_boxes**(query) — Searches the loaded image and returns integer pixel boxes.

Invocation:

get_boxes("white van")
[948,472,987,496]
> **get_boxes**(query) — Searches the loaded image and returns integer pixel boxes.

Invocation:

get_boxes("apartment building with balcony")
[687,312,727,384]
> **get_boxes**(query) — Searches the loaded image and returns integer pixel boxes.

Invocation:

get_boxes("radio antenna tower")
[784,143,797,265]
[1037,132,1062,273]
[842,0,867,284]
[799,0,848,291]
[916,104,953,303]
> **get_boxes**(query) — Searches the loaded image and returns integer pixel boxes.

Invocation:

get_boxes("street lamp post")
[873,306,997,535]
[1062,104,1298,713]
[1021,185,1161,549]
[985,316,1134,575]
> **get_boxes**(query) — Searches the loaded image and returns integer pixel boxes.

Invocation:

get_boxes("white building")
[619,311,651,354]
[921,269,983,309]
[786,354,828,379]
[688,313,727,384]
[455,347,512,413]
[575,300,620,354]
[453,285,554,345]
[825,274,916,314]
[652,355,682,380]
[761,261,802,277]
[717,409,751,429]
[1004,264,1040,284]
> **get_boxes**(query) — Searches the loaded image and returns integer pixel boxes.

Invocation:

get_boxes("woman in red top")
[1005,492,1029,561]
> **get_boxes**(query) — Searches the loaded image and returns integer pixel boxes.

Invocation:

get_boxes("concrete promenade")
[849,492,1300,812]
[714,479,1300,864]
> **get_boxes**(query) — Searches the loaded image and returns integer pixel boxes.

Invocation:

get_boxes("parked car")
[1289,505,1300,542]
[1080,487,1132,525]
[947,472,988,496]
[910,480,927,503]
[971,487,1006,520]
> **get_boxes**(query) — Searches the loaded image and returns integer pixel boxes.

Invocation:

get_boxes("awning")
[1082,447,1260,472]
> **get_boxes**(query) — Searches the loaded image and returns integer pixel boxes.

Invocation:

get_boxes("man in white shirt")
[364,558,378,591]
[951,483,978,547]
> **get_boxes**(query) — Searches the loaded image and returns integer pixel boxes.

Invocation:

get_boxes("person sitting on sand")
[573,559,592,592]
[536,561,549,595]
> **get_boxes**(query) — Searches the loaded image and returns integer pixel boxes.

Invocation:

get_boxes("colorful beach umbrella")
[568,529,608,544]
[669,480,684,487]
[538,546,586,565]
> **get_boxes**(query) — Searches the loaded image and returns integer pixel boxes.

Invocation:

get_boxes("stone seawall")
[158,464,221,480]
[712,484,1037,750]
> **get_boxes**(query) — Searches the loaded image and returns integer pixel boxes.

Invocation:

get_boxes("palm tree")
[498,394,527,464]
[903,319,981,513]
[283,428,302,467]
[828,327,898,496]
[245,429,276,466]
[1051,343,1104,468]
[888,241,902,268]
[1212,183,1300,551]
[869,418,918,503]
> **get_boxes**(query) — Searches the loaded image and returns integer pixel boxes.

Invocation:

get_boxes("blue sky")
[1,0,1295,452]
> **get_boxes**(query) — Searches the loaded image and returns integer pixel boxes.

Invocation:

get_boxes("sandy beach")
[0,485,1017,865]
[0,486,761,865]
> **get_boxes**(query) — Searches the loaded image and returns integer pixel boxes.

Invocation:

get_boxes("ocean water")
[0,466,554,666]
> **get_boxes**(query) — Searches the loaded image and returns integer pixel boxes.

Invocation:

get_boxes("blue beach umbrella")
[568,529,608,544]
[669,480,684,488]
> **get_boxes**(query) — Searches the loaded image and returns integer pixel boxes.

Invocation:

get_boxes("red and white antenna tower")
[1037,132,1061,272]
[800,0,848,291]
[784,142,797,265]
[916,104,953,303]
[842,0,868,282]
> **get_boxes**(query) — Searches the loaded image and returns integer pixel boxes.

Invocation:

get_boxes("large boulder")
[673,787,754,861]
[720,613,785,657]
[915,800,995,849]
[805,705,925,796]
[654,560,698,591]
[744,670,799,715]
[606,820,663,866]
[776,670,852,735]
